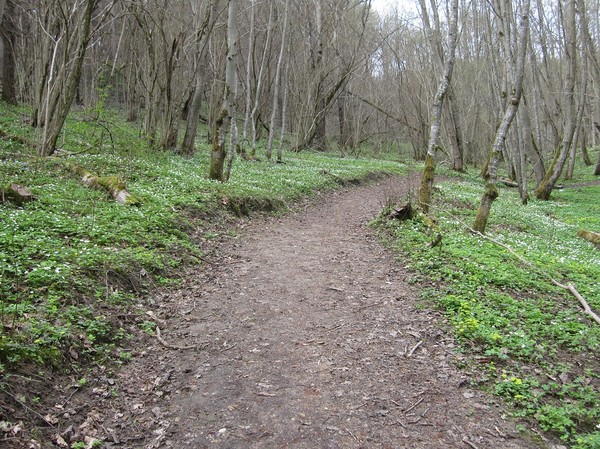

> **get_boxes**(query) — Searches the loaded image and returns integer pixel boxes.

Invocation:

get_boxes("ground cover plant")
[375,162,600,448]
[0,102,405,380]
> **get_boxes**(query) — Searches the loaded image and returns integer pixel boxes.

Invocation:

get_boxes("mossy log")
[1,183,36,205]
[498,177,518,187]
[577,230,600,248]
[65,163,141,205]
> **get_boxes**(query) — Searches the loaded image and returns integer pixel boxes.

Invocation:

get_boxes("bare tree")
[473,0,530,233]
[266,0,290,161]
[35,0,108,156]
[181,0,217,156]
[209,0,238,181]
[1,0,17,105]
[535,0,578,199]
[417,0,460,213]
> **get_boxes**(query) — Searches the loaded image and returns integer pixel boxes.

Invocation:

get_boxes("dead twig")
[346,428,359,442]
[220,343,237,352]
[155,326,197,350]
[181,301,196,315]
[407,340,423,357]
[462,437,480,449]
[4,390,56,428]
[403,396,424,414]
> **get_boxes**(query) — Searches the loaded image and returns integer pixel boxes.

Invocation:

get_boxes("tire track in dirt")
[106,176,547,449]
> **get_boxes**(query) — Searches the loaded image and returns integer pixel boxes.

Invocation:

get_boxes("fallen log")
[498,177,518,188]
[577,229,600,248]
[1,183,36,205]
[65,163,141,205]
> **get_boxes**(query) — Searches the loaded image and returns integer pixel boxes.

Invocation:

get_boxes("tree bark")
[473,0,530,233]
[210,0,238,182]
[250,1,274,156]
[417,0,460,213]
[1,0,18,105]
[520,99,545,186]
[535,0,577,199]
[266,0,290,161]
[181,1,216,156]
[566,36,588,180]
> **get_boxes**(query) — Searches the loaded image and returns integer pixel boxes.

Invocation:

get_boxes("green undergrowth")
[0,102,405,374]
[374,169,600,448]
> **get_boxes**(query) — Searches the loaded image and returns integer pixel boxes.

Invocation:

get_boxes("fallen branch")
[155,326,197,350]
[403,396,424,414]
[407,340,424,357]
[470,228,600,326]
[462,437,480,449]
[425,202,600,326]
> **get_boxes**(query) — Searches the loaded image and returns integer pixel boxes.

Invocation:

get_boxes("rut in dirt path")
[114,177,545,449]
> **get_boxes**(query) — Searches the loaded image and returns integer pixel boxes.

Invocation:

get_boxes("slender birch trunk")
[473,0,530,233]
[266,0,290,161]
[417,0,460,213]
[210,0,238,181]
[250,1,274,156]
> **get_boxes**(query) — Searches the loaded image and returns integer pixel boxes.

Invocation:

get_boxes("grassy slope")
[375,163,600,448]
[0,103,405,373]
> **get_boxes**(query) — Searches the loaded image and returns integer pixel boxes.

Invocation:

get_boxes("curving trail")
[105,176,545,449]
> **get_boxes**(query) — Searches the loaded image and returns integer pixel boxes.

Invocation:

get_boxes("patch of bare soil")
[3,176,558,448]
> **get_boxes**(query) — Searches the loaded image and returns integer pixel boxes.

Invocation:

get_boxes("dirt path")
[100,177,547,449]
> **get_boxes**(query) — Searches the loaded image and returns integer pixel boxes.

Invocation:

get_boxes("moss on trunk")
[209,109,227,182]
[418,153,436,213]
[472,183,499,233]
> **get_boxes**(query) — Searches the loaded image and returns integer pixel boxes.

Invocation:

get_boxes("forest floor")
[6,176,566,449]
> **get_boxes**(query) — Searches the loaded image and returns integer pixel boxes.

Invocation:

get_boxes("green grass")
[0,101,405,373]
[374,164,600,447]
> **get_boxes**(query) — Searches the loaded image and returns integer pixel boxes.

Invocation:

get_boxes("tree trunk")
[417,0,460,213]
[242,0,256,145]
[277,42,291,164]
[1,0,17,105]
[250,1,274,156]
[473,0,530,233]
[520,99,545,186]
[210,0,238,182]
[447,89,464,171]
[566,38,588,180]
[580,132,592,166]
[181,2,216,156]
[535,0,577,199]
[266,0,290,161]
